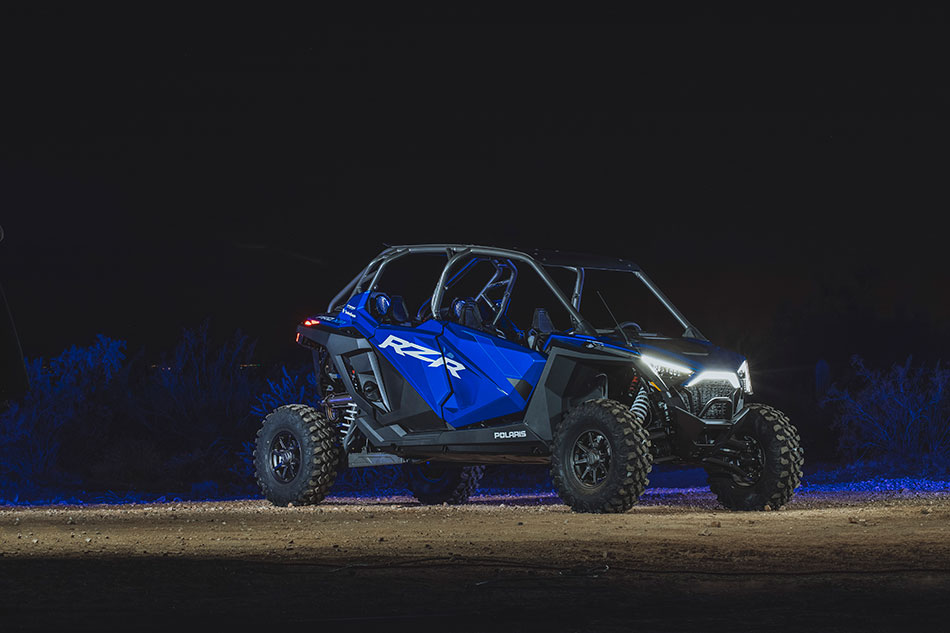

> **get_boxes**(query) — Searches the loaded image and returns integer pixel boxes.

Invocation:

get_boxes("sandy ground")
[2,488,949,631]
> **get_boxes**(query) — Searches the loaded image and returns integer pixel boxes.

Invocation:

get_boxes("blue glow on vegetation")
[2,330,947,507]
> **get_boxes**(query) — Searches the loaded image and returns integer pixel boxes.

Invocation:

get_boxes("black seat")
[369,292,392,321]
[390,295,411,325]
[370,292,413,326]
[451,297,484,331]
[532,307,554,333]
[527,307,555,351]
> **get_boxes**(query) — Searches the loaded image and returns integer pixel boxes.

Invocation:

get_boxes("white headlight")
[641,354,694,380]
[737,359,753,394]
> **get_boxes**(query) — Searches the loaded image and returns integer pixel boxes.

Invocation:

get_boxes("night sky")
[3,15,948,379]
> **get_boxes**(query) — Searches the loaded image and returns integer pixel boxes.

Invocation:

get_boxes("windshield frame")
[541,263,706,341]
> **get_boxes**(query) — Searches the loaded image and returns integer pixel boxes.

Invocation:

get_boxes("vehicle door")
[432,256,547,428]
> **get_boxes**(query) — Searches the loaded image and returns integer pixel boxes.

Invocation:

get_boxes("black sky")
[2,15,948,372]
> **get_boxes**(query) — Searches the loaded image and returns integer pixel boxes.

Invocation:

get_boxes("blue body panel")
[438,323,546,427]
[328,291,743,429]
[333,291,546,428]
[337,292,379,336]
[335,293,454,413]
[371,319,453,415]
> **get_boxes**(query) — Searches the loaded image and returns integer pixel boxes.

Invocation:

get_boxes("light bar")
[640,354,693,377]
[685,370,740,389]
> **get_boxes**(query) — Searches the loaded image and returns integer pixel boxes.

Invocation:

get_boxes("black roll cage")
[328,244,705,341]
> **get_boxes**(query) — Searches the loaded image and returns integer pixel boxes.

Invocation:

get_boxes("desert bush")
[0,335,125,490]
[822,356,950,471]
[249,365,319,420]
[134,321,258,442]
[127,321,263,490]
[0,324,269,499]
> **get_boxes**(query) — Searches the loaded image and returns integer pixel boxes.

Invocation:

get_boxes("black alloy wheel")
[729,435,765,487]
[570,430,612,488]
[270,431,301,483]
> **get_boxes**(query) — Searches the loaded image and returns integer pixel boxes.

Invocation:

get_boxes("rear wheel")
[706,403,804,511]
[551,398,653,513]
[403,462,485,505]
[254,404,340,506]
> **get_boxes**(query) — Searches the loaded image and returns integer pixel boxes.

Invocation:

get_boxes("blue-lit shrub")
[822,356,950,472]
[0,335,125,491]
[227,365,317,487]
[128,321,261,490]
[0,324,268,501]
[250,365,319,419]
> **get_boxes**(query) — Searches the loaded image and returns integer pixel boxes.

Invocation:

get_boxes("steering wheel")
[416,299,435,322]
[617,321,642,335]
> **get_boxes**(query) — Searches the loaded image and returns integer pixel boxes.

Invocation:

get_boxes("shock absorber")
[630,385,651,425]
[323,395,358,439]
[342,402,359,436]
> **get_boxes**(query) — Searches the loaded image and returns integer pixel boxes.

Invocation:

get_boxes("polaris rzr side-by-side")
[254,245,803,512]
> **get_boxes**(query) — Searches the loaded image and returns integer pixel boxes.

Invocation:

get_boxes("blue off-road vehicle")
[254,245,803,512]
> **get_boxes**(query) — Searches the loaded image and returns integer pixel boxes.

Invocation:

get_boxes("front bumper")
[668,389,750,458]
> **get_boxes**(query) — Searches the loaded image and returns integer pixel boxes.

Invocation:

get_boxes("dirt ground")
[2,489,949,631]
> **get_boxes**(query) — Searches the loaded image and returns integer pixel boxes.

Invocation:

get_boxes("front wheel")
[551,398,653,513]
[706,403,804,511]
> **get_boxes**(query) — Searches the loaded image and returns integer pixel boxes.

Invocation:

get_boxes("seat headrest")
[370,292,391,320]
[531,308,555,333]
[452,297,483,330]
[390,295,410,324]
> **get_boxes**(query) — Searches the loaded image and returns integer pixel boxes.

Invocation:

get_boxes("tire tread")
[551,398,653,514]
[708,403,803,511]
[253,404,340,506]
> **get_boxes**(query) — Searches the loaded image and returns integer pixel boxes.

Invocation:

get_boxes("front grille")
[680,380,737,420]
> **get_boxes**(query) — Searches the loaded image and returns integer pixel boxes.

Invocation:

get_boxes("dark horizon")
[2,19,948,375]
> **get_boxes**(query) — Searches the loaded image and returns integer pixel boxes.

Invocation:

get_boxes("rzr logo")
[378,335,466,379]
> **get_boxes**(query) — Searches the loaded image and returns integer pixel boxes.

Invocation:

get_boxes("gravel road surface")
[2,488,949,631]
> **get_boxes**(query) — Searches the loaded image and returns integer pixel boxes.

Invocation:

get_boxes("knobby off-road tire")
[403,462,485,505]
[551,398,653,513]
[254,404,340,506]
[707,403,804,511]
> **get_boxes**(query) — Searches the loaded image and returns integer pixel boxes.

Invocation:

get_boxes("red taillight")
[295,333,301,343]
[303,319,320,327]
